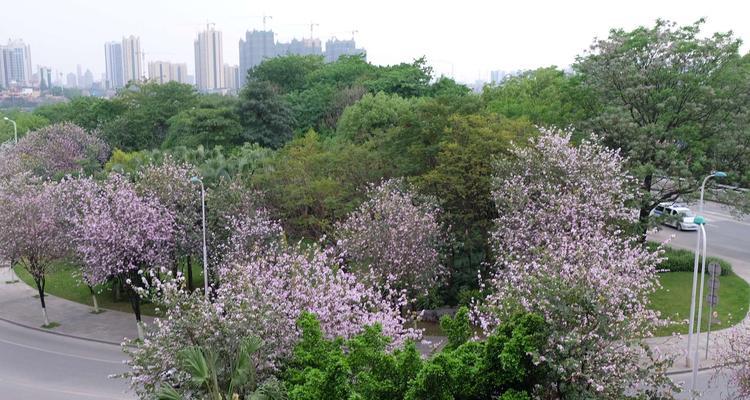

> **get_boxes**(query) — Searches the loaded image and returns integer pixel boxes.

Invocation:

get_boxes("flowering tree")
[136,157,202,290]
[335,179,447,305]
[0,122,109,179]
[123,210,417,398]
[68,174,173,338]
[715,321,750,398]
[475,128,674,398]
[0,175,70,326]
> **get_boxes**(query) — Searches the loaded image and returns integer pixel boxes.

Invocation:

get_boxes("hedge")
[648,242,732,276]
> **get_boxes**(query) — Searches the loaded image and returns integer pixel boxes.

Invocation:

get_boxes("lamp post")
[190,176,209,300]
[690,218,708,395]
[686,172,726,368]
[3,117,17,143]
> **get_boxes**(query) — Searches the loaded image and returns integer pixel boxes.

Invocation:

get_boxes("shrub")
[650,243,732,276]
[283,309,549,400]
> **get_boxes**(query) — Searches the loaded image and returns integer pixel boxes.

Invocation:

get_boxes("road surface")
[0,319,133,399]
[672,368,735,399]
[648,200,750,279]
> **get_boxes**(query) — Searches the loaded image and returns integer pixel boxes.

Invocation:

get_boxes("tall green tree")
[237,80,296,149]
[101,81,198,150]
[482,67,583,127]
[163,96,243,149]
[247,55,325,94]
[574,19,750,235]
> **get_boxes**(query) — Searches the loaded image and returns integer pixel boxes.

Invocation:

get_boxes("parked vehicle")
[651,203,699,231]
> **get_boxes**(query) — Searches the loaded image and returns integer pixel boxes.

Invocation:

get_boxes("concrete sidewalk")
[0,266,152,345]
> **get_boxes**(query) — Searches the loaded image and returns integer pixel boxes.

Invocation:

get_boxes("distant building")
[324,38,365,63]
[239,30,275,87]
[223,64,239,91]
[77,64,83,88]
[194,25,224,92]
[66,72,77,88]
[148,61,189,84]
[171,63,188,84]
[38,66,52,90]
[278,38,322,57]
[0,39,33,87]
[122,35,143,84]
[82,69,94,89]
[104,41,125,89]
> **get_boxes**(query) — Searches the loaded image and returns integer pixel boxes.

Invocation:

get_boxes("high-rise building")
[104,41,125,89]
[76,64,83,88]
[171,63,188,84]
[38,66,52,90]
[223,64,239,91]
[194,25,224,92]
[277,38,322,57]
[122,35,143,84]
[239,30,275,87]
[324,38,365,63]
[147,61,189,84]
[0,39,33,87]
[66,72,77,88]
[82,69,94,89]
[148,61,172,84]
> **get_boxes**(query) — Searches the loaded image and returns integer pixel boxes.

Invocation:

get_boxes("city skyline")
[3,0,749,84]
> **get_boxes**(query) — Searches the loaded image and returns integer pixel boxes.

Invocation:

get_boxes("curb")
[666,365,719,376]
[0,314,124,347]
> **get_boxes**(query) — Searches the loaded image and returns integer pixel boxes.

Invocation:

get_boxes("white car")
[651,203,699,231]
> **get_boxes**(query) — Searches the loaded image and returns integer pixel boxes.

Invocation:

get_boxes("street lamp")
[688,217,709,395]
[686,172,726,368]
[3,117,17,143]
[190,176,209,300]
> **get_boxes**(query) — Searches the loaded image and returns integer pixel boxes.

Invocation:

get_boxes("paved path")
[0,267,152,344]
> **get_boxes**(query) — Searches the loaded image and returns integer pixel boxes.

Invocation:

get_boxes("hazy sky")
[4,0,750,83]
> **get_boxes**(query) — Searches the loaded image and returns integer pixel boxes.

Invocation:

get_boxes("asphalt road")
[648,200,750,279]
[0,319,133,400]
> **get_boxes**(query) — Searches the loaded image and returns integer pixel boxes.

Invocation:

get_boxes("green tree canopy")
[574,19,750,232]
[236,80,296,149]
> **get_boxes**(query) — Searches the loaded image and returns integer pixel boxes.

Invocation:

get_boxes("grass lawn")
[650,271,750,337]
[13,261,205,317]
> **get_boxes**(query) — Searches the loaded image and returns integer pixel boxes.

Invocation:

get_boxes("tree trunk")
[34,277,49,326]
[126,272,143,339]
[186,255,194,292]
[638,173,654,244]
[88,285,100,313]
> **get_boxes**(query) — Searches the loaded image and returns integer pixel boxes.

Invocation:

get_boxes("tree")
[284,310,549,400]
[0,109,50,142]
[247,55,325,94]
[101,81,198,150]
[414,114,535,300]
[481,67,583,127]
[163,106,243,150]
[0,176,70,326]
[136,158,202,290]
[335,179,447,305]
[237,80,296,149]
[33,96,124,132]
[715,320,750,398]
[68,174,174,338]
[122,211,416,398]
[365,57,433,98]
[336,92,414,144]
[254,131,388,238]
[475,129,674,398]
[574,19,750,236]
[0,122,110,180]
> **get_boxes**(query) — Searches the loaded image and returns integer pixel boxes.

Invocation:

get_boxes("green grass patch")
[650,271,750,336]
[14,261,204,316]
[41,321,61,329]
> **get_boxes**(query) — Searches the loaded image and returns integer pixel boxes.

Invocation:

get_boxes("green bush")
[649,243,732,276]
[283,309,549,400]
